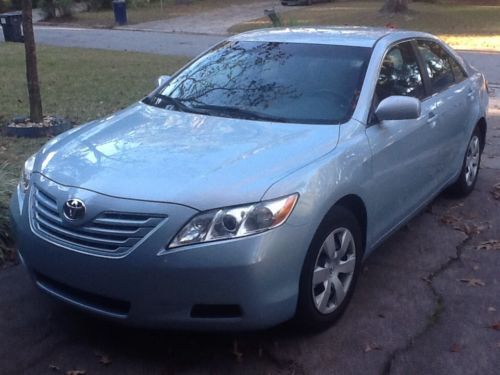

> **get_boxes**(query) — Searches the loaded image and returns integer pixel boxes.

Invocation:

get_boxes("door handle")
[427,111,438,124]
[467,87,475,99]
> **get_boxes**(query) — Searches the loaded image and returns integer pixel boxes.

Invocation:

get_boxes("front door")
[365,41,440,244]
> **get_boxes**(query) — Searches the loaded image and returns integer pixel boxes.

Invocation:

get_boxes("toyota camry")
[10,27,489,331]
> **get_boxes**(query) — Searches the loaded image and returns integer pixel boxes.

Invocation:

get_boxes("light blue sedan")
[10,27,489,330]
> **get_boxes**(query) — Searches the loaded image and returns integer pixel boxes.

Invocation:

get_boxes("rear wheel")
[295,206,363,331]
[447,126,483,197]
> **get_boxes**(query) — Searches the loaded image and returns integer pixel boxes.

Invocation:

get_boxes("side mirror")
[157,75,171,87]
[375,96,421,122]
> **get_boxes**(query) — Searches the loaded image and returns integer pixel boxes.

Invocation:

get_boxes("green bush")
[39,0,73,18]
[7,0,40,11]
[0,0,9,12]
[88,0,113,11]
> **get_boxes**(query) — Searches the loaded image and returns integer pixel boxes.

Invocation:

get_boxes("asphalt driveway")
[0,51,499,375]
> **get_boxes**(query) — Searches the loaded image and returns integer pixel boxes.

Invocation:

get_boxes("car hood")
[36,103,339,210]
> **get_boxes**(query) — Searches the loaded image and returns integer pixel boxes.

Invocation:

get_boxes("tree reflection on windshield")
[148,41,371,124]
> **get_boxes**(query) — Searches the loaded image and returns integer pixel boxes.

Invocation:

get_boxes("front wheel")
[295,206,363,331]
[447,126,483,197]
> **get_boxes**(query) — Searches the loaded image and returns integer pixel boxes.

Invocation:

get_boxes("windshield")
[145,41,372,124]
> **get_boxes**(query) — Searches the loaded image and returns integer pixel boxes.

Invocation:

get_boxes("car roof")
[230,26,434,48]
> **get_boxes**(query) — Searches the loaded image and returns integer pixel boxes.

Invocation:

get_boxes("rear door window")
[416,40,456,94]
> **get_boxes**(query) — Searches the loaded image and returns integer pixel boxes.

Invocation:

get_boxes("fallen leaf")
[450,343,461,353]
[459,278,486,287]
[99,355,112,366]
[49,364,60,372]
[440,214,459,225]
[364,343,382,353]
[66,370,86,375]
[488,306,497,312]
[94,351,112,365]
[421,276,432,283]
[475,240,500,251]
[453,222,488,236]
[490,322,500,331]
[232,339,243,362]
[492,183,500,200]
[377,313,386,319]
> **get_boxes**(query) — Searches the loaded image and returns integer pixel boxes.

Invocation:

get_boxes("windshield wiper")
[190,104,290,123]
[145,97,291,123]
[145,93,208,114]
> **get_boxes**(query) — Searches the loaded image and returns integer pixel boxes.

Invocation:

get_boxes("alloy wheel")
[312,227,356,314]
[465,135,480,186]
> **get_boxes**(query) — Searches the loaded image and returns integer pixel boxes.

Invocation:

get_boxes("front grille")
[31,186,165,254]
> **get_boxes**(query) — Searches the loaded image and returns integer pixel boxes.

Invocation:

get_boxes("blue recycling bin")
[0,11,24,43]
[112,0,127,26]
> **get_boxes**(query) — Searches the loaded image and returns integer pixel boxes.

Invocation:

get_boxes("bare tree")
[380,0,409,13]
[21,0,43,123]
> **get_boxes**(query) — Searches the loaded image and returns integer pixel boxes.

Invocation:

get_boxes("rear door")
[365,41,440,242]
[415,40,471,179]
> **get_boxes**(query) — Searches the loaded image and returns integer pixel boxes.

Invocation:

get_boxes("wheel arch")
[477,117,487,152]
[332,194,368,255]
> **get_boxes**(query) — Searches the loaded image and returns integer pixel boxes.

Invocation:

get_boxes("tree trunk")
[22,0,43,123]
[380,0,409,13]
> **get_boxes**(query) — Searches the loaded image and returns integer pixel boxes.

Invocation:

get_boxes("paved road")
[117,0,290,35]
[0,26,224,57]
[1,26,499,84]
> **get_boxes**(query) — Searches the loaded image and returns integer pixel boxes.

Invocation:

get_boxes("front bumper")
[10,177,311,330]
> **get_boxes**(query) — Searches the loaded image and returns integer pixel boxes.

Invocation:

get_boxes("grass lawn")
[229,1,500,51]
[0,43,188,265]
[46,0,262,28]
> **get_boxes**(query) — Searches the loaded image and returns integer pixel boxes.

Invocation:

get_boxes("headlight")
[21,154,37,191]
[169,194,299,249]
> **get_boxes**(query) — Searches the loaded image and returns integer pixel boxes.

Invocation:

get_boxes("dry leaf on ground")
[460,222,489,236]
[94,351,112,366]
[232,339,243,362]
[492,183,500,200]
[475,240,500,251]
[459,278,486,287]
[490,322,500,331]
[99,355,112,366]
[450,343,461,353]
[440,214,460,225]
[364,343,382,353]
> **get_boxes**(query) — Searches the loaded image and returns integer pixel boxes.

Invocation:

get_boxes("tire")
[447,126,483,197]
[295,206,363,331]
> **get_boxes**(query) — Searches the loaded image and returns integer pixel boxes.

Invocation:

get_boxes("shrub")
[88,0,113,11]
[0,0,9,12]
[39,0,73,18]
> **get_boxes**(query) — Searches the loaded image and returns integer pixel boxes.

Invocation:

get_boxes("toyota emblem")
[63,198,86,221]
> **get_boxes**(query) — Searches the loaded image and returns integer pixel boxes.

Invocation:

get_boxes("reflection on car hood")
[36,102,339,210]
